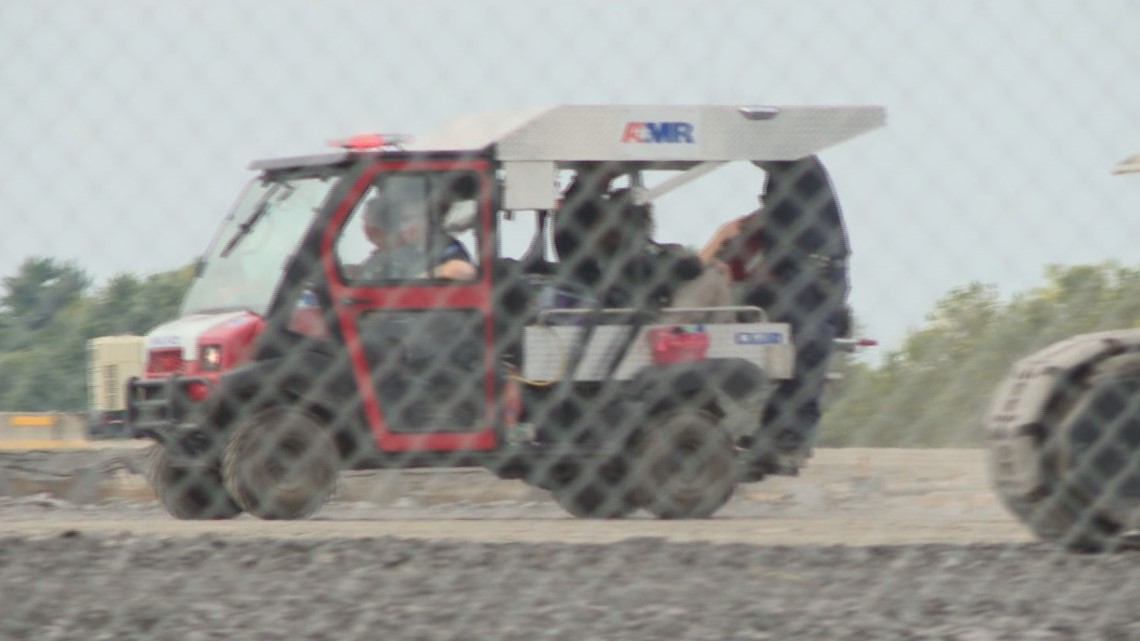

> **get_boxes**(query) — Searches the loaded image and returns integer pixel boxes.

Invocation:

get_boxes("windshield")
[180,172,338,317]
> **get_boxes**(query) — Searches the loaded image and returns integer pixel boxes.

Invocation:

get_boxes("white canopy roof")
[404,104,886,164]
[1113,152,1140,175]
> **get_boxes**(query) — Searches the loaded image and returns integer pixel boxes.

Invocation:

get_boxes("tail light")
[833,337,879,353]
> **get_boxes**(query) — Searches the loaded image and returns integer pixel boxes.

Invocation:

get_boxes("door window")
[334,171,481,284]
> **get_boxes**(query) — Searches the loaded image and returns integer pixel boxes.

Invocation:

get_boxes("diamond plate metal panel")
[521,322,795,382]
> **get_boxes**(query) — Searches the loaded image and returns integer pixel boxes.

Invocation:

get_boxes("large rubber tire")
[1001,354,1140,552]
[638,408,737,519]
[146,444,242,520]
[222,407,340,521]
[995,485,1120,553]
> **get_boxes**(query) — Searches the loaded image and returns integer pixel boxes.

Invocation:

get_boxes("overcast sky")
[2,0,1138,350]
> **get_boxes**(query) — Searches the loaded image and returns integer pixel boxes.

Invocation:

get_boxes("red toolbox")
[647,326,710,364]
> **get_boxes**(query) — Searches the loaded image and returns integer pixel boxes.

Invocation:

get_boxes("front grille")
[148,348,184,374]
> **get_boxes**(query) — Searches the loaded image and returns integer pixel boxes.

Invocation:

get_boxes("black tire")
[222,407,340,520]
[638,408,737,519]
[147,444,242,520]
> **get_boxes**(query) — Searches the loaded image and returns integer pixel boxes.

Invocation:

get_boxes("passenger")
[552,164,734,321]
[609,188,736,322]
[723,156,853,480]
[552,163,625,293]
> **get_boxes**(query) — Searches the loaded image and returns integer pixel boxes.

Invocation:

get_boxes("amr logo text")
[620,121,695,144]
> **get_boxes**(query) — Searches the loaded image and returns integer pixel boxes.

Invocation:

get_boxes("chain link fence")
[4,1,1140,639]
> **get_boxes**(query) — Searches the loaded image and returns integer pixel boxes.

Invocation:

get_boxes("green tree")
[820,262,1140,448]
[0,257,91,332]
[82,265,194,338]
[0,257,196,412]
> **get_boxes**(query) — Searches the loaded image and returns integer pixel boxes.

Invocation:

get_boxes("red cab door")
[323,158,500,454]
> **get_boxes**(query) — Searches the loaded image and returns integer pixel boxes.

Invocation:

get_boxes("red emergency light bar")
[329,132,413,151]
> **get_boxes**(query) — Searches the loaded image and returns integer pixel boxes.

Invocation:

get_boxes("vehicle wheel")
[1044,357,1140,551]
[638,408,737,519]
[147,444,242,520]
[995,484,1120,553]
[222,407,340,520]
[995,354,1140,553]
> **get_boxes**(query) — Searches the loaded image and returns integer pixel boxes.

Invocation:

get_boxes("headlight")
[199,345,223,370]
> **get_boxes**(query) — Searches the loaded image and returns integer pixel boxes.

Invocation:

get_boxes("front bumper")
[125,375,213,443]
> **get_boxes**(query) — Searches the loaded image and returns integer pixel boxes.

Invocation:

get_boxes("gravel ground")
[2,533,1140,641]
[5,446,1134,640]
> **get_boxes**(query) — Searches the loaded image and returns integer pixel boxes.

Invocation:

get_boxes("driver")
[356,190,476,281]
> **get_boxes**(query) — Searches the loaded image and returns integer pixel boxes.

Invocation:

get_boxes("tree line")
[0,257,194,412]
[1,255,1137,447]
[820,262,1140,447]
